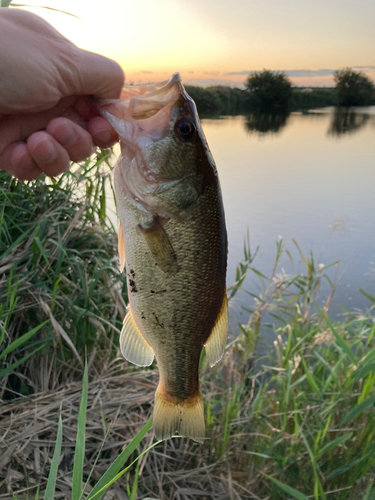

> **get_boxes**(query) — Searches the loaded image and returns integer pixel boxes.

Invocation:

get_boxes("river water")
[107,107,375,327]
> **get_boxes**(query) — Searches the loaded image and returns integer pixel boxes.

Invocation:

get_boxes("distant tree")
[245,70,293,109]
[290,88,337,110]
[185,85,251,116]
[185,85,221,115]
[334,68,375,106]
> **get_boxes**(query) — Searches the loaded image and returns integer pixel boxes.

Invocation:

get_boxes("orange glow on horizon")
[15,0,375,89]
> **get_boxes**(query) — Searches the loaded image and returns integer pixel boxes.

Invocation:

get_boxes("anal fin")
[153,385,205,443]
[120,307,154,366]
[204,294,228,367]
[118,221,126,273]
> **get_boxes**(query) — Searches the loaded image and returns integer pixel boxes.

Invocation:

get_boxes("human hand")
[0,9,125,180]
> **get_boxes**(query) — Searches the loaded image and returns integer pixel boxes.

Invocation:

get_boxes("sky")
[19,0,375,88]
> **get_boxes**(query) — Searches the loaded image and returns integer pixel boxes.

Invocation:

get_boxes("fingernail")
[37,139,57,164]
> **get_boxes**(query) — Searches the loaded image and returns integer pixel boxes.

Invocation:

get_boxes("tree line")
[186,68,375,116]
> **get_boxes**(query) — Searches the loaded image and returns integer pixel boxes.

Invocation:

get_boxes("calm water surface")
[107,107,375,325]
[201,108,375,323]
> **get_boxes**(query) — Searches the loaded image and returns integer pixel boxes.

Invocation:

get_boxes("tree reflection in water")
[328,108,370,136]
[244,111,290,135]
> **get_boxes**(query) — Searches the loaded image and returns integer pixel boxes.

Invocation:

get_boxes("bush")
[334,68,375,106]
[245,70,293,110]
[185,85,251,116]
[290,88,337,109]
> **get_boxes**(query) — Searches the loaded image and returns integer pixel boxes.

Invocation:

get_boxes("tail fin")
[153,385,205,443]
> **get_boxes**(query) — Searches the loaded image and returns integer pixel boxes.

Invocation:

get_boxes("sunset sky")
[19,0,375,87]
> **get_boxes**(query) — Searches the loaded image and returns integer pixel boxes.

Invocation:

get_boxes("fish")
[97,73,227,442]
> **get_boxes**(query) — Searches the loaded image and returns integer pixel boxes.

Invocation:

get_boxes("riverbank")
[185,84,338,116]
[0,160,374,499]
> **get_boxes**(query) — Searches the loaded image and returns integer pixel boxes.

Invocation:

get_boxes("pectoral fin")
[204,294,228,367]
[120,307,154,366]
[138,218,178,273]
[118,221,126,273]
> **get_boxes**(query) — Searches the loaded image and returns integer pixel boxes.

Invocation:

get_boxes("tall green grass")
[204,239,375,499]
[0,154,127,398]
[1,156,374,499]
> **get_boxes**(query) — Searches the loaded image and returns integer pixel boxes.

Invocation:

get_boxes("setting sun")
[17,0,375,87]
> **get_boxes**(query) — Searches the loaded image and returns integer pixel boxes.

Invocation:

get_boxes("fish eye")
[175,118,196,141]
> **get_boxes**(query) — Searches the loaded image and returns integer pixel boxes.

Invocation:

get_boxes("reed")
[0,152,127,398]
[1,157,374,499]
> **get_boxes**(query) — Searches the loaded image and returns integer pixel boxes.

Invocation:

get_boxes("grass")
[0,152,127,399]
[1,156,375,499]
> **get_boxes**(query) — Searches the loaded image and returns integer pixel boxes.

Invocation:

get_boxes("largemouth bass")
[98,73,227,442]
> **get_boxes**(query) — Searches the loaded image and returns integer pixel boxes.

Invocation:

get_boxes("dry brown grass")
[0,165,258,500]
[0,357,259,500]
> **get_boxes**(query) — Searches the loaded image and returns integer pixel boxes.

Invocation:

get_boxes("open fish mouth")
[97,73,190,147]
[96,73,207,218]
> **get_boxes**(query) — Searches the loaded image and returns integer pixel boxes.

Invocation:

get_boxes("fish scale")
[98,73,228,442]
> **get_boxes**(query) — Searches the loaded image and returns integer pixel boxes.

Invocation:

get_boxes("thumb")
[73,50,125,99]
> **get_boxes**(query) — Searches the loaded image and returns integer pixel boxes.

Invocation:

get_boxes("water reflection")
[199,112,375,318]
[328,108,370,136]
[244,111,289,135]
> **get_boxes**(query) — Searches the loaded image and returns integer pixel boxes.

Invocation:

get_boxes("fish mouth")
[96,73,186,148]
[96,73,210,218]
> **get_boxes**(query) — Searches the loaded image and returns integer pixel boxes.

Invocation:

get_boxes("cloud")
[226,69,335,77]
[185,78,244,88]
[286,69,334,77]
[226,67,375,78]
[225,71,254,76]
[353,66,375,70]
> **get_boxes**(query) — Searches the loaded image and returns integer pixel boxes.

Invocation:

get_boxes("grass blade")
[321,312,356,364]
[342,396,375,424]
[301,357,321,396]
[0,345,44,378]
[43,415,63,500]
[72,362,88,500]
[353,361,375,382]
[261,473,310,500]
[364,480,374,500]
[88,437,162,500]
[86,418,153,500]
[0,321,48,360]
[318,432,352,456]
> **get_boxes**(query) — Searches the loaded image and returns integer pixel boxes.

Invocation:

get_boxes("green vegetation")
[40,363,158,500]
[334,68,375,107]
[245,70,293,110]
[187,68,375,117]
[290,87,336,110]
[0,153,127,399]
[1,161,375,499]
[186,82,337,117]
[185,84,251,116]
